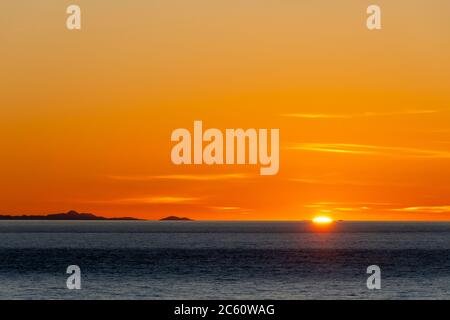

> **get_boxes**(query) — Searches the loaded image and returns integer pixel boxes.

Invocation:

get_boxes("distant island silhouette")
[0,210,142,221]
[160,216,193,221]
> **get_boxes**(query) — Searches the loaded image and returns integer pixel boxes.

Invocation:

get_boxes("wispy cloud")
[90,196,200,205]
[305,201,396,207]
[209,206,254,214]
[305,201,394,209]
[210,206,242,211]
[108,174,249,181]
[391,206,450,214]
[287,143,450,158]
[290,177,412,187]
[304,201,397,212]
[282,109,438,119]
[305,203,450,214]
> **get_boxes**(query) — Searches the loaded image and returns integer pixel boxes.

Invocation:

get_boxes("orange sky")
[1,1,450,220]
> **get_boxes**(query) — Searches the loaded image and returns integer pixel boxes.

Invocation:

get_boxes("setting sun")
[312,216,333,224]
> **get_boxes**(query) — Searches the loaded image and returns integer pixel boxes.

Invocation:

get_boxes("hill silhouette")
[160,216,193,221]
[0,210,141,221]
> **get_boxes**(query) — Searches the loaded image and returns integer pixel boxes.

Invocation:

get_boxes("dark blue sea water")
[1,221,450,299]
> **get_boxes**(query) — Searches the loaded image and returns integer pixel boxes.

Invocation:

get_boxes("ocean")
[0,221,450,300]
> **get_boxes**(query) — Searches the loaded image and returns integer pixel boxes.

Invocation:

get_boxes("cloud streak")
[391,206,450,214]
[291,177,411,187]
[209,206,254,214]
[304,201,395,212]
[108,174,249,181]
[288,143,450,158]
[305,203,450,215]
[282,109,439,119]
[89,196,201,205]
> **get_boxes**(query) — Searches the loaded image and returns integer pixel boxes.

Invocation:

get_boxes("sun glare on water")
[312,216,333,224]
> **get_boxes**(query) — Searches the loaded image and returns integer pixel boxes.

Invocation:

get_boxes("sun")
[312,216,333,224]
